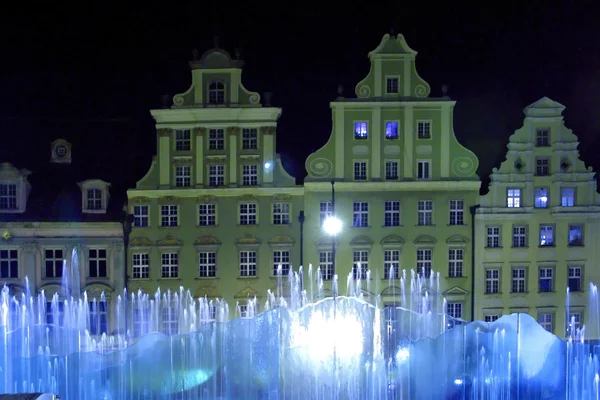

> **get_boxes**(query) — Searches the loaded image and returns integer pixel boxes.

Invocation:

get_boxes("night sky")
[2,2,599,191]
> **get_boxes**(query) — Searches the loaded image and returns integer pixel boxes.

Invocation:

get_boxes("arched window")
[208,81,225,104]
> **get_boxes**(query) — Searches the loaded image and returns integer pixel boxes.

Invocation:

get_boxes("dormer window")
[208,81,225,104]
[0,184,17,210]
[386,77,399,94]
[0,163,31,213]
[78,179,110,214]
[86,189,103,210]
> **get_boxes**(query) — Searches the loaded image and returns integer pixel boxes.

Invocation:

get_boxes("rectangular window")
[319,251,333,281]
[352,250,369,280]
[447,302,462,320]
[161,252,178,278]
[133,306,150,337]
[198,252,216,278]
[568,266,582,292]
[568,224,584,246]
[162,306,178,335]
[485,315,500,323]
[561,188,575,207]
[417,200,433,225]
[512,225,527,248]
[273,203,290,225]
[242,128,258,150]
[133,205,149,227]
[538,313,553,332]
[242,165,258,186]
[536,128,550,147]
[240,251,257,277]
[86,188,102,210]
[535,158,550,176]
[208,164,225,186]
[0,249,18,278]
[354,122,368,139]
[539,267,553,292]
[353,161,367,180]
[566,313,581,337]
[486,226,500,248]
[0,183,17,210]
[352,201,369,227]
[417,160,431,180]
[539,224,554,246]
[198,203,216,226]
[208,128,225,150]
[416,249,432,278]
[46,301,65,325]
[384,250,400,279]
[534,188,548,208]
[511,268,526,293]
[385,121,399,139]
[175,165,192,187]
[386,77,399,94]
[449,200,464,225]
[175,129,191,151]
[44,249,64,278]
[448,248,463,278]
[132,253,149,279]
[320,201,332,225]
[385,161,399,180]
[485,269,500,293]
[384,201,401,227]
[88,249,107,278]
[273,250,291,276]
[239,203,257,225]
[89,300,108,335]
[507,188,521,208]
[417,121,431,139]
[160,205,178,227]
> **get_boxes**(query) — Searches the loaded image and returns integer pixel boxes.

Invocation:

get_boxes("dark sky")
[2,2,599,191]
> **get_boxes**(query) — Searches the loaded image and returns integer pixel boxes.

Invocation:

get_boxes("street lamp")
[321,180,341,294]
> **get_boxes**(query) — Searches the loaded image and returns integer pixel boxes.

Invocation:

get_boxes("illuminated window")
[561,188,575,207]
[354,122,368,139]
[534,188,548,208]
[385,122,399,139]
[507,188,521,208]
[539,225,554,246]
[568,225,583,246]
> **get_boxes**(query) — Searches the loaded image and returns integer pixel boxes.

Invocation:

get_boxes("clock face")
[56,145,67,158]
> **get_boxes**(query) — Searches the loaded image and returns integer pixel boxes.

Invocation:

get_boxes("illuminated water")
[1,249,600,399]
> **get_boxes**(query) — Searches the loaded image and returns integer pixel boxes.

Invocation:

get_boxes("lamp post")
[322,179,342,296]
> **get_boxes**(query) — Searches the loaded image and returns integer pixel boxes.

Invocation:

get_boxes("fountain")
[1,250,599,399]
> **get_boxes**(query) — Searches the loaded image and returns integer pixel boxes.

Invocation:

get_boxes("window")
[238,302,251,318]
[242,165,258,186]
[566,313,581,337]
[208,164,225,186]
[383,250,400,279]
[0,184,17,210]
[273,250,291,276]
[538,313,553,332]
[160,205,178,227]
[511,268,526,293]
[416,249,432,278]
[273,203,290,225]
[385,161,399,180]
[417,161,431,180]
[384,201,401,227]
[507,188,521,208]
[448,248,463,278]
[175,129,191,151]
[486,226,500,248]
[198,203,216,226]
[46,301,64,325]
[417,200,433,225]
[86,189,102,210]
[242,128,258,150]
[449,200,464,225]
[536,128,550,147]
[485,315,499,323]
[512,225,527,248]
[161,253,178,278]
[44,249,64,278]
[539,267,553,292]
[417,121,431,139]
[561,188,575,207]
[568,266,582,292]
[133,205,149,227]
[199,252,216,278]
[485,269,500,293]
[568,225,583,246]
[89,300,108,335]
[354,161,367,181]
[208,129,225,150]
[0,249,18,278]
[319,201,332,225]
[539,225,554,246]
[319,251,333,280]
[447,302,462,320]
[175,165,191,187]
[352,201,369,227]
[386,77,399,94]
[534,188,548,208]
[132,253,149,279]
[133,307,150,337]
[354,122,368,139]
[240,251,257,277]
[535,158,550,176]
[385,122,399,139]
[352,250,369,280]
[239,203,257,225]
[88,249,107,278]
[162,306,179,335]
[208,81,225,104]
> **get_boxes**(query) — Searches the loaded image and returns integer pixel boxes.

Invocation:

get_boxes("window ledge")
[511,246,529,249]
[415,224,436,227]
[447,224,468,227]
[538,245,556,248]
[237,276,259,280]
[484,292,502,295]
[352,225,371,228]
[195,277,219,280]
[237,224,259,227]
[485,246,503,249]
[383,225,403,228]
[158,278,181,281]
[159,226,179,229]
[568,244,584,248]
[197,224,217,228]
[382,277,401,281]
[538,291,555,294]
[447,276,467,279]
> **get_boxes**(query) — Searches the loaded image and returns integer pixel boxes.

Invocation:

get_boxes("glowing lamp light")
[540,196,548,202]
[264,161,272,170]
[322,216,343,236]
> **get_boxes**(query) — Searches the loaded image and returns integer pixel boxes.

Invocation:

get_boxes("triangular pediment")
[524,97,565,118]
[414,235,437,245]
[234,287,260,299]
[381,235,405,246]
[446,234,469,245]
[381,285,403,296]
[130,236,152,247]
[195,286,222,299]
[443,286,469,296]
[350,235,374,247]
[268,234,295,245]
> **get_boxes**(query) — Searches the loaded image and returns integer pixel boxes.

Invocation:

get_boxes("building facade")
[475,97,600,338]
[127,46,302,320]
[303,33,481,321]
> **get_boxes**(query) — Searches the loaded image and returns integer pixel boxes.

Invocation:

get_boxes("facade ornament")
[273,194,291,201]
[130,197,150,204]
[236,234,261,245]
[156,235,183,247]
[2,230,11,241]
[157,128,171,137]
[197,195,217,203]
[238,194,258,201]
[268,234,294,244]
[130,237,152,247]
[158,195,180,204]
[227,127,240,135]
[260,126,276,135]
[194,235,221,246]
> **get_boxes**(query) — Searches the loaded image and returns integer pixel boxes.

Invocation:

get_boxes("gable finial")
[337,84,344,98]
[442,84,449,97]
[235,48,241,60]
[213,36,220,48]
[390,28,396,37]
[192,48,199,61]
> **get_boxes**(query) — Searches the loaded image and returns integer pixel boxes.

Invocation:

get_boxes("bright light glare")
[322,216,343,236]
[454,379,463,385]
[264,161,272,170]
[396,347,410,364]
